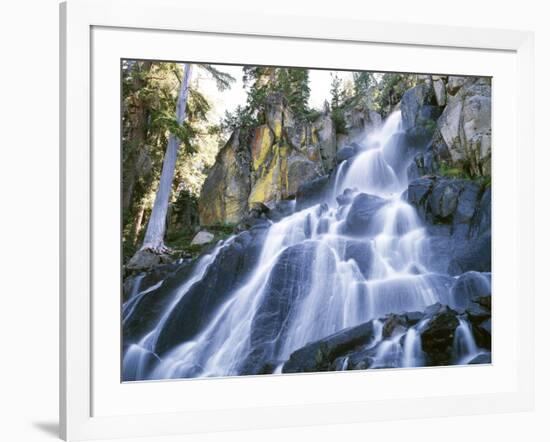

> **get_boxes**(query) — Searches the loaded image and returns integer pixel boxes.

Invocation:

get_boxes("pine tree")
[330,73,344,110]
[125,63,235,258]
[353,71,373,96]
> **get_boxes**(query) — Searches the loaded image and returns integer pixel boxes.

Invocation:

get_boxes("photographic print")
[121,61,491,382]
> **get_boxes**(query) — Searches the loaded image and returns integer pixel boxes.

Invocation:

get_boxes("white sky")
[194,65,355,124]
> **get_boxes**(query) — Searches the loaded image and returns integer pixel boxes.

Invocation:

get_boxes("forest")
[121,61,492,380]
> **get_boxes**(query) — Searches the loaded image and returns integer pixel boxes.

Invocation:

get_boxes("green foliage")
[438,165,467,179]
[303,108,322,123]
[197,64,236,91]
[122,61,236,260]
[221,66,314,136]
[331,107,348,135]
[220,105,257,133]
[421,118,437,133]
[374,73,418,116]
[330,73,344,109]
[329,73,352,135]
[476,175,491,190]
[278,68,311,117]
[353,71,373,96]
[165,223,235,259]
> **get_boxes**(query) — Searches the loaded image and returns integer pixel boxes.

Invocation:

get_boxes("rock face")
[125,248,173,273]
[451,271,491,309]
[199,94,335,225]
[295,175,330,211]
[152,230,266,355]
[407,176,491,275]
[344,193,387,235]
[282,321,378,373]
[419,304,460,365]
[241,242,319,374]
[433,78,447,106]
[198,131,251,225]
[336,101,382,150]
[431,78,491,177]
[280,299,492,373]
[400,83,439,130]
[407,176,487,239]
[406,77,491,179]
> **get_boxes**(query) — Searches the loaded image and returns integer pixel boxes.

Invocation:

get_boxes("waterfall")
[453,317,480,364]
[123,111,467,380]
[402,318,429,367]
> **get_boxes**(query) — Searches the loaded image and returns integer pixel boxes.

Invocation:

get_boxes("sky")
[195,65,354,123]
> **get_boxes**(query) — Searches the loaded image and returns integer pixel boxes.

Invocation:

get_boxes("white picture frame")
[60,0,535,440]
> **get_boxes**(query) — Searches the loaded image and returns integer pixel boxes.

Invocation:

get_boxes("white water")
[123,111,481,380]
[454,317,481,364]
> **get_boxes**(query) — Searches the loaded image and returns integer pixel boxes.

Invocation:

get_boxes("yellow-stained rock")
[199,132,250,225]
[251,125,274,171]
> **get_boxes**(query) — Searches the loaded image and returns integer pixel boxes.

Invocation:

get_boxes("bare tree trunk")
[140,63,193,252]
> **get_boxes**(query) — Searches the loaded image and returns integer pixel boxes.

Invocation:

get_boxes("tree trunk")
[122,61,152,213]
[131,199,146,247]
[140,63,193,252]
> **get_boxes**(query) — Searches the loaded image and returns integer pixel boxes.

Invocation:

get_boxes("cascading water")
[122,111,484,380]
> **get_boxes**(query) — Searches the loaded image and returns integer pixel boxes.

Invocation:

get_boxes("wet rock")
[336,188,356,206]
[404,126,434,149]
[268,199,296,221]
[122,258,198,346]
[316,218,330,235]
[448,231,491,275]
[382,313,408,338]
[122,261,181,302]
[235,202,273,232]
[465,292,491,329]
[452,180,483,238]
[472,320,491,350]
[345,349,375,370]
[407,177,435,216]
[401,83,437,130]
[404,311,424,325]
[420,304,460,366]
[344,193,387,235]
[407,177,484,238]
[468,352,491,364]
[249,202,270,217]
[153,231,264,355]
[295,175,330,211]
[241,242,320,374]
[450,271,491,309]
[430,179,462,221]
[282,320,378,373]
[343,240,374,278]
[336,145,357,163]
[479,318,491,335]
[470,186,491,238]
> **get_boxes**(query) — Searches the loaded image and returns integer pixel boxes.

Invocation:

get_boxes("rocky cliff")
[199,95,338,226]
[405,75,492,178]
